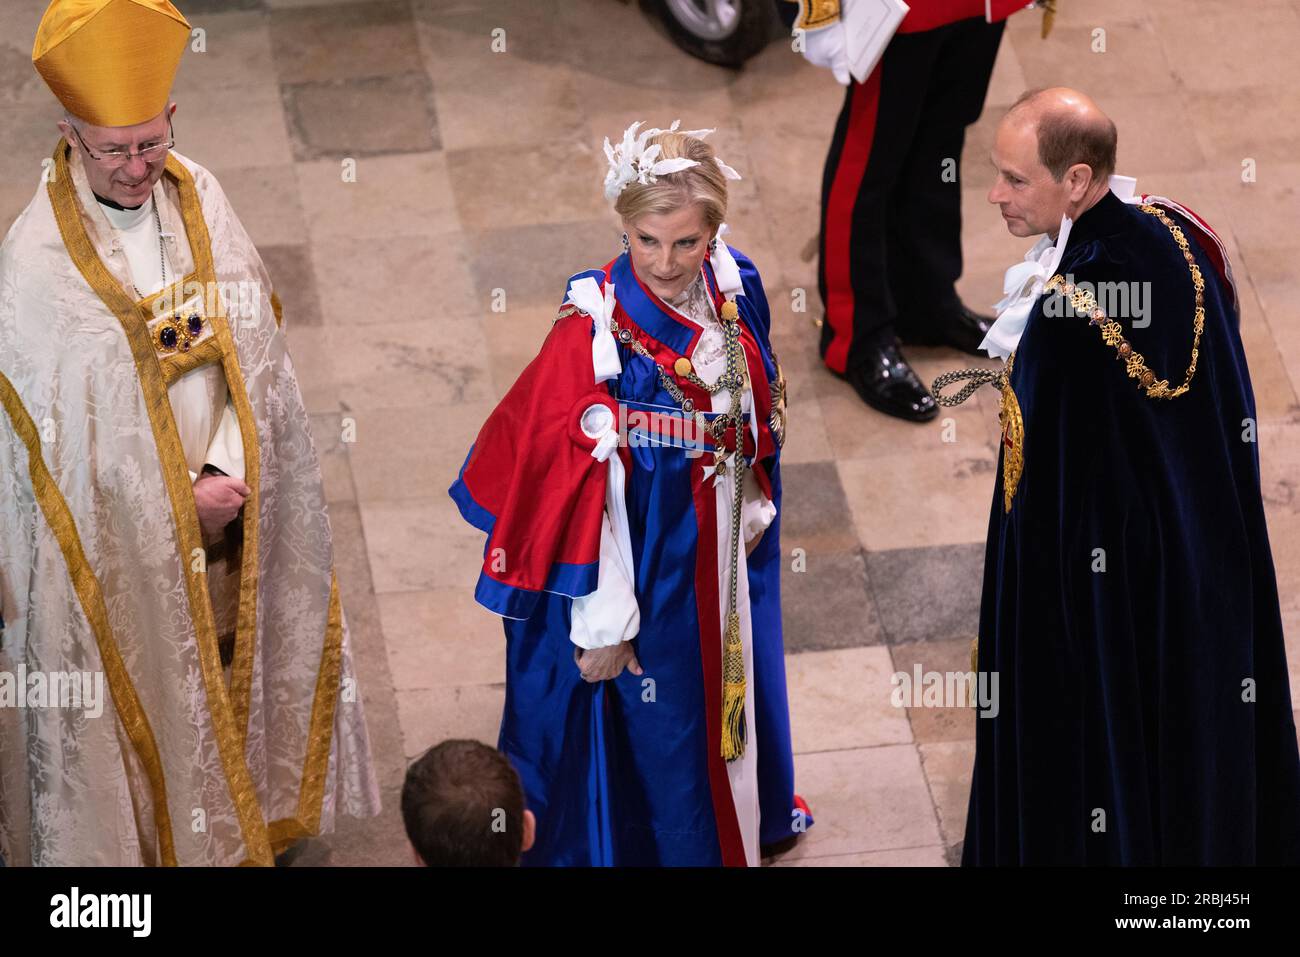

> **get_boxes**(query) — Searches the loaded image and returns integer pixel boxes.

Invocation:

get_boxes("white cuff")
[570,402,640,649]
[741,479,776,543]
[203,397,246,481]
[570,507,640,649]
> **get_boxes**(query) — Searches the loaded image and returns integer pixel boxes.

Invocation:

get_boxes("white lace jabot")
[665,272,726,373]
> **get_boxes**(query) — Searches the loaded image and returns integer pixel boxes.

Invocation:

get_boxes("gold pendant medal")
[997,357,1024,514]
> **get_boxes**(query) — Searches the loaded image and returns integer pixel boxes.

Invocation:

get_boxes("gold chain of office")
[1043,203,1206,400]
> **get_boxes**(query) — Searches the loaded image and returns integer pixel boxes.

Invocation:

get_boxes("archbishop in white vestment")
[0,0,380,866]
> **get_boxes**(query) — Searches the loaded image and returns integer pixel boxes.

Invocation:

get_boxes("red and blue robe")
[450,246,807,865]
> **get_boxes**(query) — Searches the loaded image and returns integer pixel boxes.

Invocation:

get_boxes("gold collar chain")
[1043,203,1206,400]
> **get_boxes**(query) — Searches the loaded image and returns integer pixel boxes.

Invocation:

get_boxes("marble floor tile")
[309,409,356,505]
[395,684,505,761]
[211,164,308,248]
[3,0,1294,872]
[360,496,487,594]
[838,447,999,552]
[433,61,587,152]
[377,588,506,691]
[296,152,461,242]
[269,0,424,85]
[1153,4,1300,93]
[781,548,885,652]
[347,400,496,504]
[172,10,279,98]
[785,647,914,753]
[258,243,323,326]
[777,461,862,555]
[1011,20,1181,100]
[411,0,570,80]
[918,739,977,848]
[890,638,980,744]
[444,140,609,233]
[315,316,493,410]
[282,72,440,161]
[781,745,944,861]
[775,844,948,867]
[465,218,619,313]
[311,231,480,326]
[177,82,295,170]
[866,543,984,645]
[0,104,64,189]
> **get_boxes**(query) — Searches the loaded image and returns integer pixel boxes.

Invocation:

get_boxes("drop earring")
[621,232,630,254]
[708,237,718,256]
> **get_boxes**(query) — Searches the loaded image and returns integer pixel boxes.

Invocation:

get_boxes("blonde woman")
[450,122,809,866]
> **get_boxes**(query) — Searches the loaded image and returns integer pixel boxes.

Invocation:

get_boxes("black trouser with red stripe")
[818,16,1006,375]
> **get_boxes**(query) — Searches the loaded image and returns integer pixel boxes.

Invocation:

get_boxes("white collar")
[979,174,1138,360]
[98,194,155,231]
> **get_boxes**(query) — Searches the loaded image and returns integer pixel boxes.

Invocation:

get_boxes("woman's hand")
[574,642,643,683]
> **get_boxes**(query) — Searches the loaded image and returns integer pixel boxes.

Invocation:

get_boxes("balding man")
[939,87,1300,865]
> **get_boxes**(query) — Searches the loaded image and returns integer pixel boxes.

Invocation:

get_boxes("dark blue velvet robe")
[962,190,1300,865]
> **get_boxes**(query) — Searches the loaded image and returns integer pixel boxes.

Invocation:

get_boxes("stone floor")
[2,0,1298,866]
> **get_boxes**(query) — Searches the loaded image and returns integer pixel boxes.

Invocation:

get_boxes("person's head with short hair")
[611,124,733,303]
[988,87,1118,239]
[401,739,535,867]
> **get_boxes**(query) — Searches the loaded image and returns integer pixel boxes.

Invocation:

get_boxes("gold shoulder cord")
[932,202,1207,516]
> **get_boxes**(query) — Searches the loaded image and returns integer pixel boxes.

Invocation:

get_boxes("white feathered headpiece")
[602,119,743,204]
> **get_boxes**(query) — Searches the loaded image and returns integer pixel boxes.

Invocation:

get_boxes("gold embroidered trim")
[170,167,265,750]
[998,352,1023,513]
[270,290,283,329]
[264,571,345,852]
[1043,204,1205,400]
[47,141,274,866]
[160,334,224,387]
[0,371,179,866]
[769,349,788,450]
[791,0,841,31]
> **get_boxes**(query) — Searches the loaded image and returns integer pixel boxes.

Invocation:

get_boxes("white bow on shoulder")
[564,276,623,384]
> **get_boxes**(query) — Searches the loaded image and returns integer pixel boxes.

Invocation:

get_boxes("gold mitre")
[32,0,191,128]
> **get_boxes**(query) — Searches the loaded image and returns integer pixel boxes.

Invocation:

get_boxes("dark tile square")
[780,548,885,652]
[258,243,323,327]
[466,219,616,311]
[282,72,439,161]
[270,0,424,84]
[776,461,860,554]
[866,542,985,644]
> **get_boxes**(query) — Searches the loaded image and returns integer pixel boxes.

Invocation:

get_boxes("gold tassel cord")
[718,300,748,762]
[721,611,748,760]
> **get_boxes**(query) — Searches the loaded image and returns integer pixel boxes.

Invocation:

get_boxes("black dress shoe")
[833,332,938,422]
[899,303,994,357]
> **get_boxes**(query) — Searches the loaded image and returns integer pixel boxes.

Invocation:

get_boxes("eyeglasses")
[70,120,175,168]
